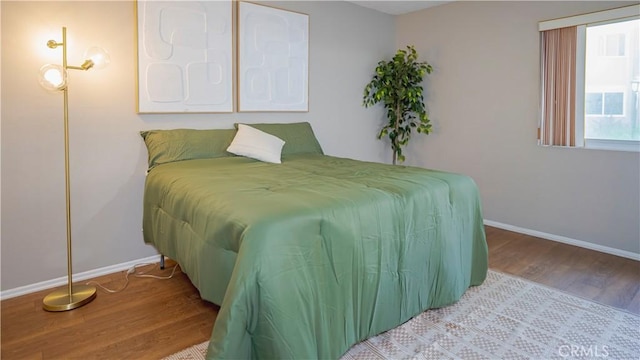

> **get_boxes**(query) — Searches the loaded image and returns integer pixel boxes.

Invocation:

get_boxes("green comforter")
[142,154,488,359]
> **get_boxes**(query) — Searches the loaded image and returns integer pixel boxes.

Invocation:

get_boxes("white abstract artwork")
[136,1,233,113]
[238,2,309,112]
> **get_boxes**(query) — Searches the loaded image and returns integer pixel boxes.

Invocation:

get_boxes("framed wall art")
[237,2,309,112]
[136,1,233,113]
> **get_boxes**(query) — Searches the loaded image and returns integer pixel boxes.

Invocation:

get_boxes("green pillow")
[236,122,324,156]
[140,128,237,170]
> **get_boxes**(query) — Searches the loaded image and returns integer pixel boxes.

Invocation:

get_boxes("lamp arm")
[67,60,94,71]
[47,35,95,71]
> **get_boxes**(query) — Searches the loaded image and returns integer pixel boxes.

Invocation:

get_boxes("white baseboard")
[484,219,640,261]
[3,222,638,300]
[0,254,162,301]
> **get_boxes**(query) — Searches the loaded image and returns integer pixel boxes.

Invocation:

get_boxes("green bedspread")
[142,154,488,359]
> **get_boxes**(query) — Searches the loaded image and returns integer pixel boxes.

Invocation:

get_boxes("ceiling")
[345,1,452,15]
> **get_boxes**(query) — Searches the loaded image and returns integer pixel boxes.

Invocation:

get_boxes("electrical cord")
[86,262,180,294]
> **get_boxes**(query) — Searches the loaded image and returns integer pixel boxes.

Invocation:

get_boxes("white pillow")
[227,124,285,164]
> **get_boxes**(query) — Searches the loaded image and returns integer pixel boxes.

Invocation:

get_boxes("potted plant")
[363,45,433,164]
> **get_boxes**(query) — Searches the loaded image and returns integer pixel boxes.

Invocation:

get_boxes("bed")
[140,122,488,359]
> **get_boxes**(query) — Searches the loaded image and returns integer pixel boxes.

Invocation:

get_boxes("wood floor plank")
[1,261,219,360]
[1,226,638,359]
[487,227,640,314]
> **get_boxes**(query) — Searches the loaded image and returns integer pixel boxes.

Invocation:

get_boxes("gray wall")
[396,1,640,256]
[2,0,638,294]
[0,1,395,291]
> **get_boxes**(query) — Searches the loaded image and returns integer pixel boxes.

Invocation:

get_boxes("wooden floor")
[1,226,638,359]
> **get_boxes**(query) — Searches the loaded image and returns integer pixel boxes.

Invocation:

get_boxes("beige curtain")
[539,26,577,146]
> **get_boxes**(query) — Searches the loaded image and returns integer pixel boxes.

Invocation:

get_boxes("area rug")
[163,270,640,360]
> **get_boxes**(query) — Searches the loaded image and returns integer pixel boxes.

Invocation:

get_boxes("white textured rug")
[164,270,640,360]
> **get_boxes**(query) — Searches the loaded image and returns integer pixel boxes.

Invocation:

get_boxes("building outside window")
[584,19,639,143]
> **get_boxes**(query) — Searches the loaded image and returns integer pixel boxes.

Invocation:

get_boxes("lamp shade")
[38,64,67,91]
[83,46,110,70]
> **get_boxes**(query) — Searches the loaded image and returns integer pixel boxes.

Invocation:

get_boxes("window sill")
[584,139,640,152]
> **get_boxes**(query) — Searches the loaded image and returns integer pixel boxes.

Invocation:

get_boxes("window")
[538,5,640,151]
[598,33,626,56]
[585,92,624,116]
[604,92,624,115]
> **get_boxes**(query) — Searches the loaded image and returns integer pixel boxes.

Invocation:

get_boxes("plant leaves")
[362,45,433,163]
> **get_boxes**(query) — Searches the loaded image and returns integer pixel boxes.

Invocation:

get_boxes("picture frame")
[237,2,309,112]
[135,0,233,113]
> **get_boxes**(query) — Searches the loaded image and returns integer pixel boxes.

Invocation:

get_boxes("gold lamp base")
[43,284,97,312]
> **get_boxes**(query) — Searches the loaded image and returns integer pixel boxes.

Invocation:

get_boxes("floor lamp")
[38,27,110,312]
